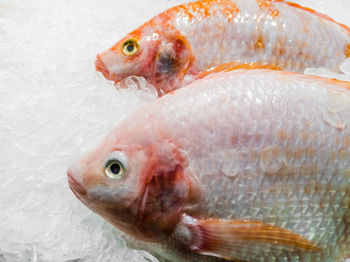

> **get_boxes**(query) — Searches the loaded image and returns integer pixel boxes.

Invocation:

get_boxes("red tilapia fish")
[95,0,350,95]
[68,67,350,262]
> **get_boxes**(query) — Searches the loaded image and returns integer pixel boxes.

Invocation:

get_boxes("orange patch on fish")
[222,0,240,21]
[173,1,213,21]
[257,0,279,17]
[277,129,288,140]
[255,35,265,49]
[174,0,240,22]
[345,44,350,58]
[276,47,286,57]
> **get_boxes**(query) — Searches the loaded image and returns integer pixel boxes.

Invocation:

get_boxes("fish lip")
[68,183,82,201]
[95,56,111,80]
[95,57,122,84]
[67,170,87,196]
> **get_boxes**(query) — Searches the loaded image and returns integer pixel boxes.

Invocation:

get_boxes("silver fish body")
[96,0,350,94]
[68,69,350,262]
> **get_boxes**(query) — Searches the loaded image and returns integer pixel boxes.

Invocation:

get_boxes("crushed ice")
[1,0,350,262]
[0,0,176,261]
[115,76,159,100]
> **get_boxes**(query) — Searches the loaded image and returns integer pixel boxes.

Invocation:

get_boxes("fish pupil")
[127,44,134,52]
[110,163,121,175]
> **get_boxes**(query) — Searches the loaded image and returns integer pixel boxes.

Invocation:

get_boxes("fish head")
[67,126,200,241]
[95,29,194,94]
[67,141,144,238]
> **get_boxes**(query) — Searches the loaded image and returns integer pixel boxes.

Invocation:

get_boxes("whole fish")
[95,0,350,95]
[68,68,350,262]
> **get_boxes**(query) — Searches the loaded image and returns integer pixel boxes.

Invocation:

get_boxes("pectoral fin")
[197,61,281,79]
[176,215,321,261]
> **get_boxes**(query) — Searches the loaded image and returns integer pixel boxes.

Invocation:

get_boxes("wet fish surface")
[68,69,350,262]
[96,0,350,95]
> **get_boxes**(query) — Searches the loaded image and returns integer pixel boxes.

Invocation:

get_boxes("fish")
[95,0,350,95]
[68,67,350,262]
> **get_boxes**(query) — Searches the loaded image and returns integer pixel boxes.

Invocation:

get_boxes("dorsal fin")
[196,62,350,92]
[267,0,350,34]
[197,61,281,79]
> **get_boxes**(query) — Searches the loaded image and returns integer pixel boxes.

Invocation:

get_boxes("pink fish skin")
[95,0,350,95]
[69,68,350,262]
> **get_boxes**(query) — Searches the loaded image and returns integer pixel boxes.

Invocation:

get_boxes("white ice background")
[1,0,350,261]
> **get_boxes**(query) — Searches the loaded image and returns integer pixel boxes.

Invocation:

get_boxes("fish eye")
[105,159,126,180]
[121,38,140,56]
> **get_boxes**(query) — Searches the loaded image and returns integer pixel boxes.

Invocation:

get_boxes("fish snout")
[95,55,111,79]
[67,168,87,196]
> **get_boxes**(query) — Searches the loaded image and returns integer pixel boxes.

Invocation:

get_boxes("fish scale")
[149,70,350,261]
[187,0,345,70]
[69,69,350,261]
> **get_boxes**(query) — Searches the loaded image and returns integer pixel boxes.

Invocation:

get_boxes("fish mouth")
[67,170,87,196]
[95,55,111,80]
[95,57,123,84]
